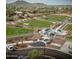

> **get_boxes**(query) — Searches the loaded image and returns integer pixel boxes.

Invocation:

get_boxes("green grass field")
[46,15,71,21]
[6,20,53,36]
[6,15,72,37]
[25,20,53,28]
[6,26,33,36]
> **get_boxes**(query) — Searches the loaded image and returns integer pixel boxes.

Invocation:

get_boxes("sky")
[6,0,72,5]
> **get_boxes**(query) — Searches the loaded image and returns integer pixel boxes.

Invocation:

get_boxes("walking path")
[7,41,33,46]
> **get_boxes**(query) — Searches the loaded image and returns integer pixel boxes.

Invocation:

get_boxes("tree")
[6,6,16,17]
[6,16,14,21]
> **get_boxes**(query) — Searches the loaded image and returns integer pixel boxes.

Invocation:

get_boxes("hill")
[6,0,47,7]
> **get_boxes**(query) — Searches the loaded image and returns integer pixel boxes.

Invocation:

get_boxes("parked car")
[6,45,16,51]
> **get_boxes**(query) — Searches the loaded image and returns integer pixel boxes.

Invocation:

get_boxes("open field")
[6,16,72,37]
[45,15,71,21]
[6,23,72,38]
[25,20,53,28]
[6,26,33,37]
[17,15,71,28]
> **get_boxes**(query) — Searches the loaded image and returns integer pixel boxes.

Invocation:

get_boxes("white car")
[39,28,67,37]
[6,45,16,51]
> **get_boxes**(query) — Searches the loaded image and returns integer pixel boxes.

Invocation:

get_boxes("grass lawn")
[25,20,53,28]
[18,15,71,28]
[6,26,33,36]
[46,15,71,21]
[6,15,72,37]
[6,20,53,36]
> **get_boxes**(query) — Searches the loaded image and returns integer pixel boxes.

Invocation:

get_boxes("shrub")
[28,49,43,59]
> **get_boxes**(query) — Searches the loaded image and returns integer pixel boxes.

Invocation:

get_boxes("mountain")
[6,0,47,7]
[7,0,30,7]
[6,0,71,8]
[12,0,29,4]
